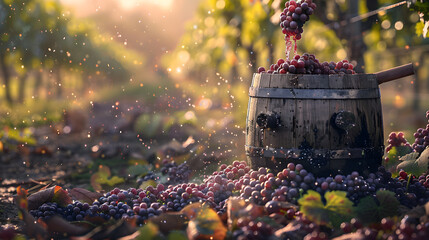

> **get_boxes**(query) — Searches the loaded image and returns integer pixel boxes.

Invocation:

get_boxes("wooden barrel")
[245,73,384,175]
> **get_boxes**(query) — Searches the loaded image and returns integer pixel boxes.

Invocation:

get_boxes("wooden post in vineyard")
[347,0,366,73]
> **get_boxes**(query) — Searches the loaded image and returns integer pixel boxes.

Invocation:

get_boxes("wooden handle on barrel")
[375,63,415,85]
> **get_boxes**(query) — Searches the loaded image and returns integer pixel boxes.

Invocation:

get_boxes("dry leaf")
[69,188,103,203]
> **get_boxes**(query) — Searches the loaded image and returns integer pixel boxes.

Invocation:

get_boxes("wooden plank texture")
[245,73,384,174]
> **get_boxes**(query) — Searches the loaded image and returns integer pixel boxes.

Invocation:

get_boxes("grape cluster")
[257,0,358,75]
[30,202,66,222]
[308,166,429,208]
[160,161,191,185]
[136,161,191,186]
[412,111,429,153]
[385,132,411,153]
[258,54,356,75]
[418,172,429,188]
[339,217,429,240]
[374,167,429,207]
[29,161,429,230]
[233,200,319,240]
[233,218,275,240]
[280,0,316,40]
[29,201,102,222]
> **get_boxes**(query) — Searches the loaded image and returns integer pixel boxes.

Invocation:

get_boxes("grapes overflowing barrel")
[244,0,416,176]
[245,73,384,175]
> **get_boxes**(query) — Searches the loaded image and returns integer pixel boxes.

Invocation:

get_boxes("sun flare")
[120,0,173,10]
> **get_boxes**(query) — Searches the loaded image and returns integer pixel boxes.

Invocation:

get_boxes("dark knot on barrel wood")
[332,110,357,132]
[256,112,281,130]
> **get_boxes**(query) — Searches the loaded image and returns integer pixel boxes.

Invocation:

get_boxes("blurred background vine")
[0,0,428,141]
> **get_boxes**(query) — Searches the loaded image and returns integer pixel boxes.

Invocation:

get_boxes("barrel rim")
[248,87,380,99]
[252,72,379,90]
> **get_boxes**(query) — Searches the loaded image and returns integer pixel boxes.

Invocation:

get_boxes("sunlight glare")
[121,0,173,10]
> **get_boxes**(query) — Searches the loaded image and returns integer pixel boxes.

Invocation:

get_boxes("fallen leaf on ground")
[27,186,72,210]
[69,188,103,203]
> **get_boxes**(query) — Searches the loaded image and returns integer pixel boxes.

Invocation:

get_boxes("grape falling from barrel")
[258,0,358,75]
[281,0,315,59]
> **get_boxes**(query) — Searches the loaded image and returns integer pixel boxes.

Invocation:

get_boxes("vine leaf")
[354,196,378,223]
[137,222,160,240]
[150,212,188,234]
[226,197,246,231]
[384,146,413,173]
[377,190,400,219]
[27,186,72,210]
[417,148,429,170]
[44,216,88,236]
[69,188,103,203]
[186,204,227,240]
[18,208,48,239]
[298,190,353,228]
[16,186,28,210]
[139,180,157,191]
[167,231,188,240]
[397,149,429,176]
[355,190,399,225]
[90,165,125,191]
[400,151,420,162]
[127,164,149,177]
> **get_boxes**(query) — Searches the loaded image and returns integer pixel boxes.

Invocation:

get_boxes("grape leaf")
[384,146,413,173]
[354,196,378,224]
[355,190,399,225]
[400,152,420,161]
[167,231,188,240]
[44,216,88,236]
[149,212,188,233]
[417,147,429,170]
[134,114,163,138]
[139,180,157,191]
[297,190,327,225]
[18,208,48,239]
[135,222,160,240]
[90,165,125,191]
[16,186,28,210]
[377,190,400,219]
[27,186,72,210]
[186,204,227,240]
[396,160,421,175]
[298,190,353,228]
[69,188,103,203]
[127,164,149,177]
[98,176,124,186]
[226,197,246,231]
[52,186,72,207]
[396,150,429,176]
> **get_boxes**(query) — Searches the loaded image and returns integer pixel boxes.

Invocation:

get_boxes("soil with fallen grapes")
[0,100,243,233]
[3,0,429,239]
[3,100,429,239]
